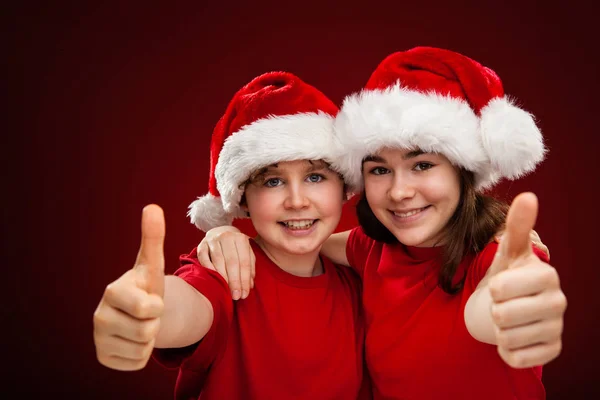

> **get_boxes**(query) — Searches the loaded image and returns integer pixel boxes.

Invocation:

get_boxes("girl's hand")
[197,226,256,300]
[488,193,566,368]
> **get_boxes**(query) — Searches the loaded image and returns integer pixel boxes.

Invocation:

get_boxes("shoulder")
[173,249,232,300]
[346,225,384,258]
[464,241,499,288]
[473,241,500,265]
[347,226,377,248]
[325,256,362,289]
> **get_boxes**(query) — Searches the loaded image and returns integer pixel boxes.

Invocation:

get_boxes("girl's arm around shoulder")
[321,230,351,266]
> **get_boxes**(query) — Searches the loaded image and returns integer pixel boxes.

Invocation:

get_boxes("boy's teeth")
[284,220,314,229]
[394,207,425,218]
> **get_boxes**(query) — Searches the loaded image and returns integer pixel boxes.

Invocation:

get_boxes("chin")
[390,229,435,248]
[277,237,324,254]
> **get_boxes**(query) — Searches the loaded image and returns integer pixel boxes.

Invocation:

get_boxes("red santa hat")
[188,71,340,232]
[333,46,546,191]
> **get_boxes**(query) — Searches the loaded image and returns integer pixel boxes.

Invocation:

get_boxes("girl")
[197,48,566,399]
[93,72,368,399]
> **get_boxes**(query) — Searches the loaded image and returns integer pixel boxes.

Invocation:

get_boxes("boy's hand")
[93,205,166,371]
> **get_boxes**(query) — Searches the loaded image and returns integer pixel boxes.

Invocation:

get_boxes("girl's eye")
[264,178,283,187]
[414,162,434,172]
[307,174,324,183]
[369,166,390,175]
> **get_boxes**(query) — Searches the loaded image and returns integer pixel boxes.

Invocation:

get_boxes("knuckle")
[488,279,505,300]
[93,312,109,330]
[104,283,118,301]
[219,231,233,239]
[554,319,564,336]
[538,341,561,365]
[224,257,239,269]
[135,321,159,342]
[553,340,563,356]
[133,343,150,360]
[540,267,559,287]
[491,305,507,326]
[210,251,224,262]
[131,300,148,318]
[510,354,527,369]
[143,343,155,359]
[495,330,512,349]
[135,359,150,370]
[154,299,165,316]
[97,354,114,368]
[502,349,525,369]
[548,292,567,315]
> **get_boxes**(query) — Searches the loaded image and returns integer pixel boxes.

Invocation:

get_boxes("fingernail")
[232,290,241,300]
[241,290,248,299]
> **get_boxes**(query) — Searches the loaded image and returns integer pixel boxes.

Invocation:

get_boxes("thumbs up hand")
[93,205,166,371]
[487,193,567,368]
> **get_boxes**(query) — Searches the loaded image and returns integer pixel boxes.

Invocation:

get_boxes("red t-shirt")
[346,226,549,400]
[154,240,367,400]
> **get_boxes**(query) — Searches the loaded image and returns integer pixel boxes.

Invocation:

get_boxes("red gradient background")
[5,2,598,399]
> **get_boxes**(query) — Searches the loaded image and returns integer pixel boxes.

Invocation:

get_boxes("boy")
[93,72,366,400]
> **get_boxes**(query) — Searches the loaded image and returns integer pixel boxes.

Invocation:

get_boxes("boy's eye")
[264,178,282,187]
[306,174,324,183]
[369,166,390,175]
[414,162,434,171]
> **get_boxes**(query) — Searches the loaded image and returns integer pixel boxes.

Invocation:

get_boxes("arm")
[320,230,351,266]
[93,205,216,371]
[464,269,499,345]
[197,226,353,299]
[154,276,214,348]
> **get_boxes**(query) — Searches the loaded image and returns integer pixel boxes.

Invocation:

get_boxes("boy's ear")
[239,191,248,212]
[342,183,353,203]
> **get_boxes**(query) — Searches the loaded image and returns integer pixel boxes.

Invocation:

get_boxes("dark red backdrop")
[5,1,598,399]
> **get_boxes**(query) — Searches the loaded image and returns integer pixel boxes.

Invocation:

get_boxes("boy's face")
[242,159,345,256]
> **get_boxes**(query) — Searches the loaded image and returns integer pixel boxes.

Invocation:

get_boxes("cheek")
[317,183,345,215]
[364,178,388,206]
[423,170,460,202]
[246,190,279,220]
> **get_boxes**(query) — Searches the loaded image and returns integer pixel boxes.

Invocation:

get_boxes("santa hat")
[333,46,546,191]
[188,71,340,232]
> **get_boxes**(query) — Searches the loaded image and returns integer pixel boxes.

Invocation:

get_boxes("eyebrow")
[362,150,425,164]
[247,165,276,183]
[248,160,331,183]
[306,160,330,172]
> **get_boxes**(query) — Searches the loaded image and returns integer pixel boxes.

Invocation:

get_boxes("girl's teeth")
[394,208,425,218]
[284,220,314,229]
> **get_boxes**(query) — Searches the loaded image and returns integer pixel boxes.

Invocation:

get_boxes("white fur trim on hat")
[187,193,236,232]
[214,112,340,218]
[333,83,493,191]
[480,97,546,180]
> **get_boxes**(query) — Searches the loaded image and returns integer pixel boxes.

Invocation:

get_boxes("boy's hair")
[356,168,508,294]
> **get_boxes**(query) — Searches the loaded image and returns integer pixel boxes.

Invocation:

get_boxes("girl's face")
[243,159,345,257]
[362,147,461,247]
